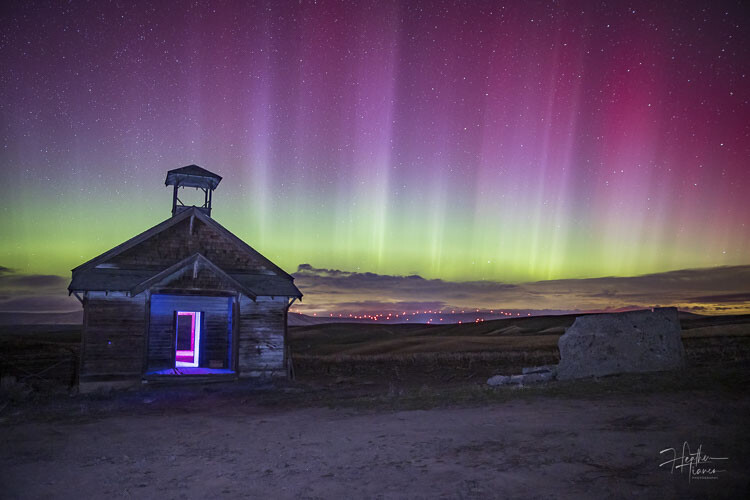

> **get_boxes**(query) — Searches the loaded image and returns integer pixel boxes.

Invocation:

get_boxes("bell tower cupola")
[165,164,222,217]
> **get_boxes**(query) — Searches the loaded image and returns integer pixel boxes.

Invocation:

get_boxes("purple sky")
[1,0,749,318]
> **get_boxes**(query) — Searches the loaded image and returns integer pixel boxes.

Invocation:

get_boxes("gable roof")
[70,253,302,298]
[72,206,292,279]
[69,206,302,298]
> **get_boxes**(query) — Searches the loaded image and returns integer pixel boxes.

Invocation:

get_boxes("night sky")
[1,0,749,316]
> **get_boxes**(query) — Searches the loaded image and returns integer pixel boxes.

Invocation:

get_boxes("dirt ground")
[2,371,749,499]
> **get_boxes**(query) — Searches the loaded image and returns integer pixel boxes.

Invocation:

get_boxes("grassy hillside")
[289,314,578,357]
[289,312,750,358]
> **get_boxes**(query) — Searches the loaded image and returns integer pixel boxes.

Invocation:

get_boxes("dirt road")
[2,381,748,499]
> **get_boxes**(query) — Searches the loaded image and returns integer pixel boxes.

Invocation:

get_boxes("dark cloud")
[292,264,750,315]
[294,264,518,295]
[521,266,750,311]
[0,271,68,292]
[687,293,750,304]
[321,300,447,312]
[0,269,76,312]
[1,274,68,289]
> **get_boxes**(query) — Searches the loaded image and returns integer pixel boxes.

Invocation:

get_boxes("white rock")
[557,308,685,380]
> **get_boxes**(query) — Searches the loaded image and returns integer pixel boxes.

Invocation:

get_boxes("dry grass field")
[290,312,750,356]
[2,312,749,390]
[288,312,750,383]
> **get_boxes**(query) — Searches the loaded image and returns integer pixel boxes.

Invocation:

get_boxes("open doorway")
[145,294,235,378]
[175,311,201,367]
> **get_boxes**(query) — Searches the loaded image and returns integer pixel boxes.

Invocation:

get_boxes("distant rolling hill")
[0,310,82,325]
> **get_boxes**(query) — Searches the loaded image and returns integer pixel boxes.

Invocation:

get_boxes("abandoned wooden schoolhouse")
[69,165,302,392]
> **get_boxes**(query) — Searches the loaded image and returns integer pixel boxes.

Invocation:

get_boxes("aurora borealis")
[1,0,749,316]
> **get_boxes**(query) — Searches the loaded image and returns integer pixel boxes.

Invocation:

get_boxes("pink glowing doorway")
[175,311,201,367]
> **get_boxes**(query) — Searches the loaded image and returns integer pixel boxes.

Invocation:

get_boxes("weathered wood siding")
[237,295,287,376]
[80,292,146,382]
[148,294,232,370]
[108,217,274,273]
